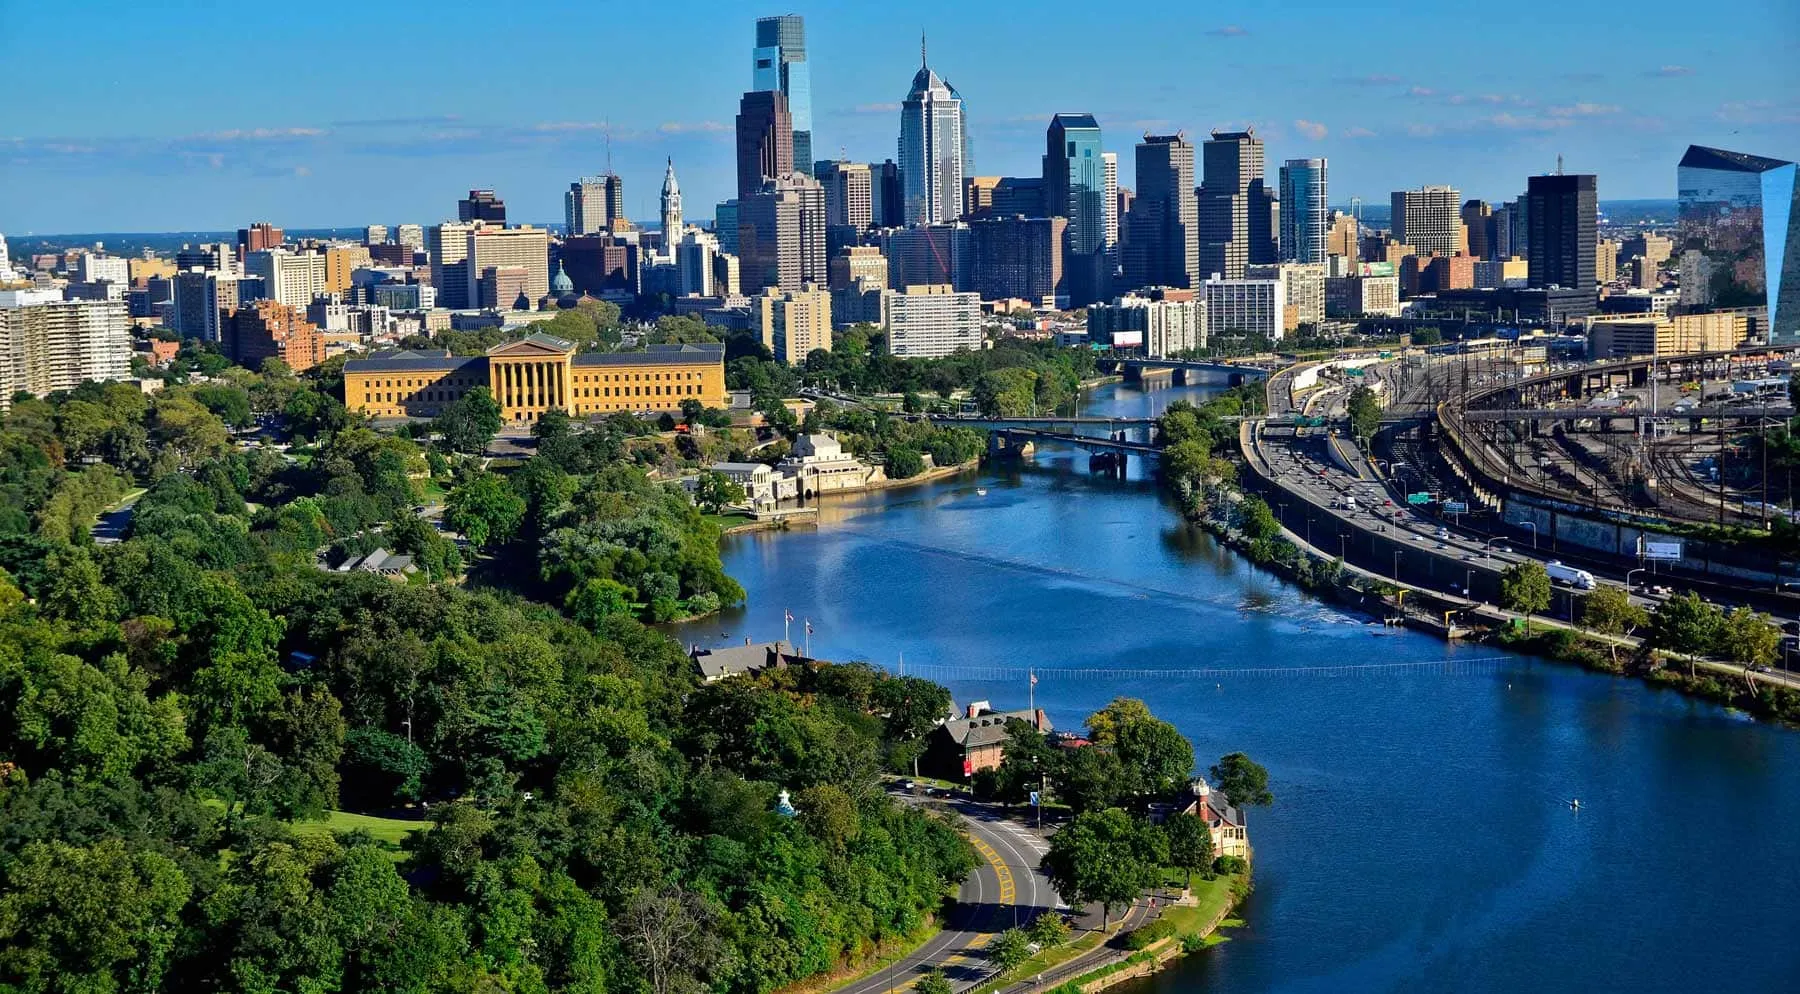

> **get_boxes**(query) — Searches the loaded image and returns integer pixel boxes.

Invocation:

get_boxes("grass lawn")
[290,810,426,849]
[702,511,755,530]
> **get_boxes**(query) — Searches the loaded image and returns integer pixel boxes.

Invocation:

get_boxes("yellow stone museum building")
[343,334,727,422]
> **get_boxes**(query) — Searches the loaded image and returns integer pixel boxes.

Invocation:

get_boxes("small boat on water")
[975,488,988,496]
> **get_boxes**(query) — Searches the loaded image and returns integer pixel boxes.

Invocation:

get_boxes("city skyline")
[2,0,1796,232]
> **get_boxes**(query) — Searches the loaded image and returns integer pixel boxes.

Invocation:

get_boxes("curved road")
[837,795,1059,994]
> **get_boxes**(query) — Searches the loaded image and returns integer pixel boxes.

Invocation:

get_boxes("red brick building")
[225,300,324,372]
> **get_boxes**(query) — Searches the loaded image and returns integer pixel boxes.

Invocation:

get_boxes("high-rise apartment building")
[321,244,370,295]
[1127,134,1198,290]
[1597,239,1620,283]
[753,15,813,176]
[969,215,1066,306]
[567,175,625,235]
[457,190,506,223]
[1199,130,1277,279]
[237,222,283,258]
[899,47,968,225]
[244,249,327,311]
[1326,212,1359,259]
[1526,173,1597,290]
[1203,273,1286,341]
[755,283,832,363]
[1391,186,1462,257]
[817,160,874,231]
[466,226,550,307]
[1087,288,1202,356]
[171,270,245,341]
[1247,262,1325,330]
[1278,158,1328,264]
[874,160,904,228]
[1102,152,1120,265]
[225,299,324,372]
[882,224,972,290]
[428,221,477,309]
[736,90,794,202]
[884,284,982,357]
[366,224,389,246]
[74,254,129,286]
[674,231,727,297]
[1677,144,1799,339]
[739,174,827,293]
[0,297,131,409]
[395,224,425,252]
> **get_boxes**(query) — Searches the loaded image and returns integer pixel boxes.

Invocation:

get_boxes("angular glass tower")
[1279,158,1328,263]
[1677,144,1799,340]
[898,43,966,225]
[754,15,813,176]
[1043,114,1106,255]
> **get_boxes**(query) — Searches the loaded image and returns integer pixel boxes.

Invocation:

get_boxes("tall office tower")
[1278,158,1328,264]
[1390,185,1462,256]
[566,177,615,235]
[970,215,1067,306]
[675,230,723,297]
[1460,200,1493,259]
[176,243,233,273]
[991,178,1045,217]
[899,42,968,225]
[753,15,813,176]
[1326,211,1359,259]
[963,176,1001,217]
[715,201,741,255]
[237,222,283,258]
[736,90,794,201]
[1678,144,1799,339]
[395,224,425,253]
[428,221,477,309]
[661,159,684,254]
[1102,152,1120,267]
[171,270,243,341]
[0,297,131,409]
[244,249,327,311]
[458,190,506,223]
[882,224,972,289]
[1127,134,1198,290]
[1198,130,1276,278]
[1526,173,1597,290]
[817,160,874,230]
[1043,114,1107,306]
[739,174,827,293]
[467,226,550,307]
[1115,187,1135,257]
[874,160,904,227]
[1596,239,1620,283]
[365,225,389,246]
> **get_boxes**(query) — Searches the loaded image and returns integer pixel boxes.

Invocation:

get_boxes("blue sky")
[2,0,1796,234]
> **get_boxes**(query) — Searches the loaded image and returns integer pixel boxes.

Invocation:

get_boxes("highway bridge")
[1101,357,1273,386]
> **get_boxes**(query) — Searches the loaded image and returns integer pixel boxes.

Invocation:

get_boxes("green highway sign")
[1406,493,1432,505]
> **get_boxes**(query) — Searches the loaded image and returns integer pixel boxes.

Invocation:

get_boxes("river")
[671,380,1800,993]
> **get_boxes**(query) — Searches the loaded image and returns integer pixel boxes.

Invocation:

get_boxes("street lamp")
[1626,568,1645,592]
[1338,533,1349,561]
[1485,535,1504,561]
[1517,520,1538,550]
[1392,550,1403,581]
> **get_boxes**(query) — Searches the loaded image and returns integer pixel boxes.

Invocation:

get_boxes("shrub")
[1213,855,1247,875]
[1124,917,1177,950]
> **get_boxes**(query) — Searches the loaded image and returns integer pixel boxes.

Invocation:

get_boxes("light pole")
[1485,535,1504,561]
[1338,533,1349,561]
[1518,520,1538,550]
[1626,568,1645,592]
[1392,550,1403,582]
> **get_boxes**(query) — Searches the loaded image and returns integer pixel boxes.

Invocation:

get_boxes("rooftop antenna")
[1556,153,1564,176]
[605,121,614,178]
[920,31,927,68]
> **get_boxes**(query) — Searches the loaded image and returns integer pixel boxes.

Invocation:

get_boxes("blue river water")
[671,381,1800,993]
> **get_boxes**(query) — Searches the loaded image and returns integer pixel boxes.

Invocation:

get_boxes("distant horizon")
[3,0,1793,231]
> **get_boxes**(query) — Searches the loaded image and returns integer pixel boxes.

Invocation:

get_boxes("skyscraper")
[566,176,625,235]
[1677,144,1799,339]
[736,90,794,202]
[1102,152,1120,267]
[1526,173,1597,290]
[1390,186,1462,257]
[428,221,477,309]
[661,159,684,254]
[1278,158,1328,264]
[739,174,828,293]
[1460,199,1494,260]
[874,160,904,228]
[1043,114,1107,306]
[1198,130,1277,279]
[898,40,967,225]
[753,15,814,176]
[817,160,874,231]
[1128,134,1198,290]
[457,190,506,224]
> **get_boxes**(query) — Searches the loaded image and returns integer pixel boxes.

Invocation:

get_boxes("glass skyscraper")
[1677,144,1799,340]
[1043,114,1106,255]
[899,47,966,225]
[1278,158,1328,263]
[754,15,812,177]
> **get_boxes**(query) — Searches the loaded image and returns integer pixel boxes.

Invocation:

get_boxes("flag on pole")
[805,620,814,635]
[785,609,794,623]
[1029,670,1038,687]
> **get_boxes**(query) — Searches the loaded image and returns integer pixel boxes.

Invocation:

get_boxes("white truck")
[1544,560,1597,590]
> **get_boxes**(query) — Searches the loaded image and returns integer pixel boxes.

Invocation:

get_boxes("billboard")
[1109,330,1144,349]
[1640,537,1684,561]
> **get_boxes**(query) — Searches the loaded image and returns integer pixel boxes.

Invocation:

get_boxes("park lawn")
[1151,871,1244,944]
[290,810,425,849]
[702,511,755,530]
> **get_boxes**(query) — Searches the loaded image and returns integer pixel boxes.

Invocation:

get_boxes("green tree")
[1028,912,1071,947]
[694,471,746,513]
[1164,812,1214,889]
[1210,752,1273,808]
[1718,605,1780,666]
[1499,561,1552,630]
[433,386,503,454]
[0,839,192,993]
[990,927,1033,971]
[1346,384,1381,441]
[445,472,526,550]
[680,398,705,425]
[914,969,953,994]
[886,445,925,479]
[1039,807,1166,931]
[1581,584,1648,635]
[565,578,636,630]
[1649,591,1725,657]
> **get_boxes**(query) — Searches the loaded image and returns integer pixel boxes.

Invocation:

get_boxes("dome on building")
[551,261,574,297]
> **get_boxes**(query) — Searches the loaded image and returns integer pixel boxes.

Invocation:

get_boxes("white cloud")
[1207,25,1249,37]
[657,120,728,134]
[1406,86,1436,98]
[1343,126,1377,139]
[1293,119,1328,140]
[1648,65,1693,77]
[852,102,901,114]
[1547,102,1621,117]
